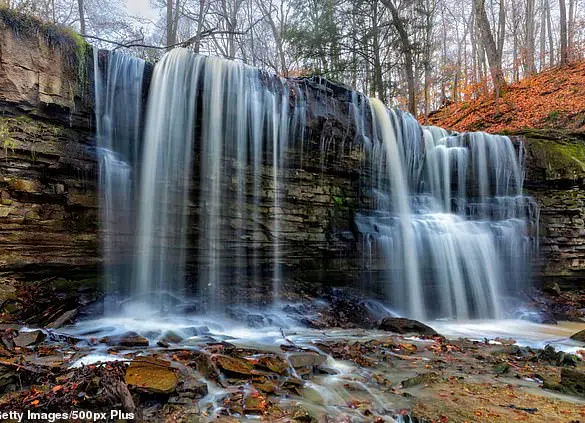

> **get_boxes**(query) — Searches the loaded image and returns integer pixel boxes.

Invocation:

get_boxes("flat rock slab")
[214,355,254,376]
[255,355,289,375]
[286,352,326,370]
[378,317,440,337]
[13,330,46,347]
[125,358,178,394]
[101,332,149,347]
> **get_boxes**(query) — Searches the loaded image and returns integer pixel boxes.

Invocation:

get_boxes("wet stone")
[183,335,218,346]
[125,358,178,394]
[254,378,278,393]
[101,331,149,347]
[244,392,266,414]
[160,330,184,344]
[183,326,210,336]
[377,317,440,337]
[13,330,46,347]
[281,376,304,394]
[255,355,289,375]
[215,355,254,376]
[247,314,267,328]
[47,308,77,329]
[286,351,326,372]
[570,329,585,343]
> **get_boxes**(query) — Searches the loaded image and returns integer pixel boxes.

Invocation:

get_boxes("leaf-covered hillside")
[426,62,585,133]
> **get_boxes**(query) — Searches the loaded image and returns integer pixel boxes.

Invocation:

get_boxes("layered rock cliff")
[1,10,583,304]
[0,14,98,278]
[520,129,585,286]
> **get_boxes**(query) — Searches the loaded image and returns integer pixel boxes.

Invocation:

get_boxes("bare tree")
[473,0,506,94]
[559,0,568,64]
[77,0,85,35]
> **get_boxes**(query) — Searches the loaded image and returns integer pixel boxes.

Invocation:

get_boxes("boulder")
[255,355,289,375]
[13,330,46,347]
[560,367,585,397]
[570,329,585,343]
[47,309,77,329]
[214,355,254,376]
[101,332,149,347]
[286,352,326,370]
[125,358,178,394]
[160,331,184,344]
[378,317,439,337]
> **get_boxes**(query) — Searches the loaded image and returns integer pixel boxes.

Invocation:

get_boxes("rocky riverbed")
[1,302,585,423]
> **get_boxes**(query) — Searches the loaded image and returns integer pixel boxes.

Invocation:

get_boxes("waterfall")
[93,49,145,308]
[94,47,536,320]
[121,49,305,311]
[355,98,538,320]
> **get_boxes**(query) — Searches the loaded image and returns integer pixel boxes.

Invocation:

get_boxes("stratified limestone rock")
[1,9,584,298]
[0,13,92,126]
[521,130,585,286]
[0,16,98,280]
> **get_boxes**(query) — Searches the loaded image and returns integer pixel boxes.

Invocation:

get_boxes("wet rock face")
[521,130,585,286]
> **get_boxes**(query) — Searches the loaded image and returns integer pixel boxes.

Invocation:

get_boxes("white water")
[94,48,538,323]
[355,97,539,320]
[93,50,144,307]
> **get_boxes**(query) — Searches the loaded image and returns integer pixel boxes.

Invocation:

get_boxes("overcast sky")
[125,0,157,22]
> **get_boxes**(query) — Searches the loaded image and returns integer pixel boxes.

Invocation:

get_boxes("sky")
[125,0,157,22]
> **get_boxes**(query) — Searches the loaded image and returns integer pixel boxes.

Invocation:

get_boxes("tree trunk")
[540,0,546,70]
[166,0,175,47]
[193,0,207,54]
[559,0,568,65]
[381,0,416,115]
[473,0,506,95]
[547,0,554,66]
[372,1,385,103]
[568,0,575,59]
[526,0,536,74]
[423,0,433,120]
[77,0,85,35]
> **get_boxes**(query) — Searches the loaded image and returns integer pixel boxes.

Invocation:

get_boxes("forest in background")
[1,0,584,119]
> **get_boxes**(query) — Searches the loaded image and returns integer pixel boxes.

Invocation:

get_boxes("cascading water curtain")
[131,49,307,313]
[93,49,145,310]
[355,97,539,320]
[96,46,535,320]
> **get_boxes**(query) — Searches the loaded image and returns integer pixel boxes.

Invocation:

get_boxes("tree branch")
[83,28,246,51]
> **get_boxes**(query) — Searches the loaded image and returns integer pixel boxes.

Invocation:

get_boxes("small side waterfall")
[355,97,538,320]
[93,49,145,307]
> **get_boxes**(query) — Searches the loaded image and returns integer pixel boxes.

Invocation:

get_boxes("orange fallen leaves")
[426,61,585,133]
